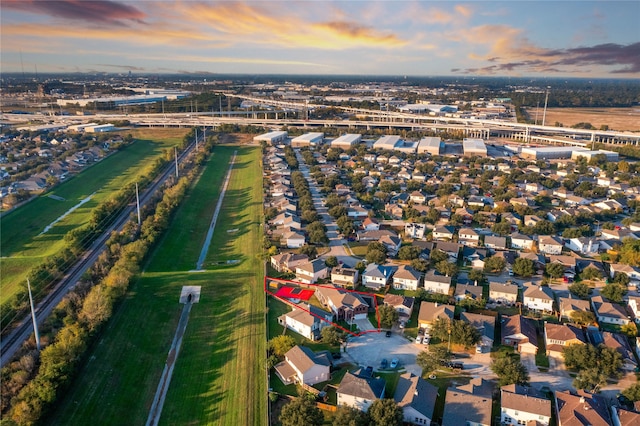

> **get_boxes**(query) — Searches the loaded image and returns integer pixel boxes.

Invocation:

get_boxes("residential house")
[380,234,402,257]
[423,271,451,295]
[278,303,334,341]
[519,251,546,271]
[442,378,493,426]
[394,372,438,426]
[274,345,331,386]
[501,384,552,426]
[510,232,534,250]
[628,296,640,324]
[362,217,380,231]
[601,228,639,241]
[405,222,427,239]
[417,301,454,330]
[337,369,386,412]
[432,226,455,241]
[454,284,484,303]
[601,331,638,371]
[458,228,480,247]
[362,263,394,289]
[501,212,521,231]
[489,282,519,305]
[610,264,640,282]
[357,229,398,242]
[347,205,369,219]
[270,253,309,273]
[315,285,369,321]
[384,294,415,319]
[558,296,592,322]
[591,296,630,325]
[385,203,404,219]
[555,390,611,425]
[566,237,600,255]
[460,312,495,349]
[281,230,306,248]
[433,241,462,262]
[611,407,640,426]
[501,315,539,354]
[523,285,555,312]
[410,191,427,204]
[270,213,302,229]
[295,260,329,284]
[484,235,508,251]
[393,265,422,291]
[331,267,359,288]
[538,235,564,255]
[462,247,488,270]
[544,323,586,359]
[547,255,577,278]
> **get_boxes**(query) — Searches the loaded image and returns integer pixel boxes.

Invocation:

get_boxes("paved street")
[343,331,424,376]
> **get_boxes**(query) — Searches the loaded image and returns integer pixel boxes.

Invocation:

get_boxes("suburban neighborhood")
[262,130,640,425]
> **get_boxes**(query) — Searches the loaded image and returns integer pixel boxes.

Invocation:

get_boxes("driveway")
[344,331,424,376]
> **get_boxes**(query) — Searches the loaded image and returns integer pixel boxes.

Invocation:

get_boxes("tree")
[563,344,622,391]
[570,310,596,326]
[355,261,366,273]
[430,318,480,348]
[568,282,590,299]
[468,269,485,284]
[512,258,535,277]
[366,249,387,265]
[581,267,602,281]
[268,335,296,357]
[321,326,344,346]
[398,245,420,261]
[600,283,627,303]
[410,258,429,272]
[367,241,387,254]
[613,272,630,286]
[279,397,324,426]
[299,245,318,259]
[545,263,565,279]
[622,383,640,402]
[332,406,369,426]
[490,355,529,386]
[435,260,458,277]
[325,256,338,268]
[429,249,448,264]
[329,205,348,219]
[416,346,451,374]
[367,398,403,426]
[573,368,607,393]
[378,304,399,329]
[621,322,638,338]
[492,220,512,236]
[483,256,506,273]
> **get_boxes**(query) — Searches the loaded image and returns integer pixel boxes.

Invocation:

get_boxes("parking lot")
[344,331,424,376]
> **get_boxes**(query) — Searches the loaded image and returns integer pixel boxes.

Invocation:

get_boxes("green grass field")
[0,129,187,303]
[48,144,266,425]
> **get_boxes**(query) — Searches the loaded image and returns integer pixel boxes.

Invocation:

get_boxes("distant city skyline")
[1,0,639,78]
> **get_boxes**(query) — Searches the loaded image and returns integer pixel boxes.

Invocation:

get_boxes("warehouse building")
[85,124,115,133]
[67,123,99,132]
[520,146,589,160]
[253,131,288,145]
[291,132,324,147]
[331,134,362,149]
[373,135,419,153]
[571,149,619,162]
[462,138,487,157]
[417,137,442,155]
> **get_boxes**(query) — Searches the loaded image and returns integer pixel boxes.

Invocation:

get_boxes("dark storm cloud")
[5,0,146,25]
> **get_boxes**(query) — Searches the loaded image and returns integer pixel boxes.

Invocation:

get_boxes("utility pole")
[174,147,179,178]
[136,183,141,225]
[542,87,550,126]
[27,279,41,352]
[195,127,198,151]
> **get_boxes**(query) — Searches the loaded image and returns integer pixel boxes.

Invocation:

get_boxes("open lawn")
[526,107,640,131]
[0,129,187,303]
[48,144,266,425]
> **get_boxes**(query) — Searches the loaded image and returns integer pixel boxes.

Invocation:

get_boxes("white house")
[591,295,630,325]
[295,260,329,284]
[538,235,564,255]
[432,226,455,241]
[458,228,480,246]
[278,304,334,341]
[500,384,551,426]
[565,237,600,255]
[405,222,427,239]
[489,282,519,305]
[510,232,534,250]
[394,373,438,426]
[523,285,555,312]
[337,369,386,412]
[362,263,394,289]
[281,230,306,248]
[331,267,359,287]
[392,265,422,291]
[384,294,415,318]
[423,271,451,294]
[610,263,640,281]
[274,345,331,386]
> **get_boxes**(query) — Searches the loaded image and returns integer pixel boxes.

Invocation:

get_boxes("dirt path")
[146,301,193,426]
[195,151,237,270]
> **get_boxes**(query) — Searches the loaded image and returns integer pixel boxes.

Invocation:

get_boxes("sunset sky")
[1,0,639,77]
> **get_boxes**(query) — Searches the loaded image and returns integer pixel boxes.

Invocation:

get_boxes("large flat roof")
[292,132,324,142]
[332,133,362,144]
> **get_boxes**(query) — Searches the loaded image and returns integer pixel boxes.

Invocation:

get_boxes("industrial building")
[331,134,362,149]
[291,132,324,147]
[417,137,442,155]
[462,138,487,157]
[373,135,419,153]
[520,146,589,160]
[56,92,189,107]
[85,124,115,133]
[67,123,99,132]
[571,149,619,162]
[253,131,288,145]
[397,104,458,114]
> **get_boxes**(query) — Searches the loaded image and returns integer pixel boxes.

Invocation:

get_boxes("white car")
[415,335,423,344]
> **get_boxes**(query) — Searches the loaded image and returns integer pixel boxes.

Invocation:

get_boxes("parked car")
[415,335,423,344]
[390,358,399,369]
[380,358,388,369]
[422,336,430,345]
[385,330,392,337]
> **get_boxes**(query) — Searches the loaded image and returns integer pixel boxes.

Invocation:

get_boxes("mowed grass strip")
[48,145,266,425]
[0,129,187,303]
